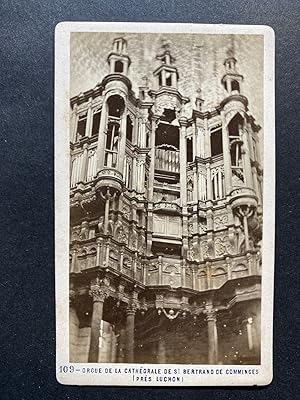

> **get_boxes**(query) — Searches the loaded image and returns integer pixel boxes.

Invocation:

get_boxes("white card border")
[55,22,275,386]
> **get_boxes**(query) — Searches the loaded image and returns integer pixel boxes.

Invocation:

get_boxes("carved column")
[158,255,163,285]
[192,268,196,290]
[206,309,218,364]
[194,121,199,158]
[246,317,254,350]
[96,98,107,171]
[252,167,261,205]
[119,246,124,273]
[241,129,253,188]
[70,249,78,273]
[161,69,166,86]
[88,284,108,363]
[132,156,137,191]
[70,103,78,143]
[236,206,254,251]
[206,163,212,201]
[118,103,128,175]
[221,111,232,195]
[125,305,137,363]
[96,239,102,267]
[171,72,177,88]
[179,117,188,206]
[80,143,89,183]
[204,117,210,157]
[181,261,186,287]
[85,98,93,137]
[148,116,159,200]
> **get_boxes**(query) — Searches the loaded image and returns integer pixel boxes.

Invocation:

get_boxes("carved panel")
[162,263,181,287]
[197,270,208,291]
[153,214,181,237]
[212,267,227,288]
[214,236,232,257]
[148,262,159,285]
[201,241,209,259]
[231,263,248,279]
[185,266,193,288]
[122,203,131,219]
[214,214,228,230]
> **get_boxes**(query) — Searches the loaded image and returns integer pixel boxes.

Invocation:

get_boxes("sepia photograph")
[55,22,275,386]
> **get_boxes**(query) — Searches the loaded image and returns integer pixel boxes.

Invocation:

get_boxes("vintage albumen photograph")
[55,22,275,386]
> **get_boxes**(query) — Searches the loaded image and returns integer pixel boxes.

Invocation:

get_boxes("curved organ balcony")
[95,167,124,195]
[229,186,258,211]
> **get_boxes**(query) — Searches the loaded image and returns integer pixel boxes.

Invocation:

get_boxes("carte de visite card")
[55,22,275,386]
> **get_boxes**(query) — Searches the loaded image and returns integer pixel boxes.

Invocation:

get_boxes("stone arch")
[231,263,248,279]
[231,80,240,92]
[107,94,125,118]
[227,111,244,132]
[115,60,124,73]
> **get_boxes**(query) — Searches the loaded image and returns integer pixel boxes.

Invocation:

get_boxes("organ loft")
[69,37,263,365]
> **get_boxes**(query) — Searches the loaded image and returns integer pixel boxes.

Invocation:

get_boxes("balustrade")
[71,147,98,187]
[155,147,179,173]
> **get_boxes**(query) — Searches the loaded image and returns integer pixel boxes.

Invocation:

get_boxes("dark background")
[0,1,299,399]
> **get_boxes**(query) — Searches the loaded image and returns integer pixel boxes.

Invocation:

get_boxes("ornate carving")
[188,222,194,235]
[71,227,81,241]
[214,215,228,230]
[123,256,132,269]
[162,308,180,321]
[89,285,109,303]
[156,294,164,302]
[187,246,195,261]
[149,262,159,272]
[199,219,207,234]
[116,223,128,244]
[138,235,146,253]
[130,230,138,251]
[79,221,89,240]
[97,168,123,180]
[214,236,232,256]
[201,241,209,259]
[98,216,104,234]
[153,201,181,213]
[198,166,207,177]
[80,190,97,209]
[205,308,217,321]
[126,302,139,315]
[122,204,131,219]
[211,166,224,179]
